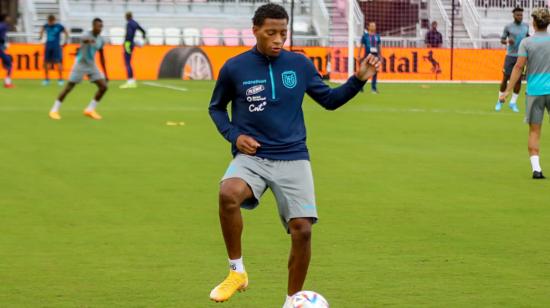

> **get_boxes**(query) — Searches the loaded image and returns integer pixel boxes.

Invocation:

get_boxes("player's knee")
[219,183,247,209]
[99,84,108,93]
[289,219,312,242]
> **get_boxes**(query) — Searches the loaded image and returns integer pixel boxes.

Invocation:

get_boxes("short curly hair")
[532,8,550,29]
[252,3,289,27]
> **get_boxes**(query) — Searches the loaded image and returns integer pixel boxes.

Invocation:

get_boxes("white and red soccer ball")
[290,291,329,308]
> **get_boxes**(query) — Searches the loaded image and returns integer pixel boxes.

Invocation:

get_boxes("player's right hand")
[236,135,261,155]
[508,38,515,45]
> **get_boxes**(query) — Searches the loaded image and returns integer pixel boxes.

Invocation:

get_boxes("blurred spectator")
[425,21,443,48]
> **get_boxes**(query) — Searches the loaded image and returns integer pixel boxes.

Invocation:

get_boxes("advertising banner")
[1,44,506,82]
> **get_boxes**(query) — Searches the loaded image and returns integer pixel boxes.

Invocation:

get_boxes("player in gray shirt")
[48,18,109,120]
[501,8,550,179]
[495,7,529,113]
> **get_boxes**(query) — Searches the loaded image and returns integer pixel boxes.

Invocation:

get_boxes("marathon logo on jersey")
[243,79,267,85]
[246,84,265,96]
[282,70,297,89]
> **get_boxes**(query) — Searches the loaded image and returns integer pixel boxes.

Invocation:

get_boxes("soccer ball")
[290,291,329,308]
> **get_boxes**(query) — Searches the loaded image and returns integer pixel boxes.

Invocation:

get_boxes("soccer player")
[495,6,529,113]
[358,22,381,94]
[39,15,69,86]
[0,14,14,88]
[49,18,108,120]
[119,12,146,89]
[500,8,550,179]
[208,4,380,306]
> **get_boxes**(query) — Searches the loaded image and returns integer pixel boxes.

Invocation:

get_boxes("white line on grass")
[142,82,188,92]
[0,106,518,117]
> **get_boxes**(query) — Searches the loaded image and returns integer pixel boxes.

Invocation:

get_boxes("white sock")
[5,77,11,85]
[51,100,62,112]
[530,155,542,172]
[228,257,245,273]
[498,92,504,102]
[86,99,98,112]
[128,78,136,84]
[510,93,519,105]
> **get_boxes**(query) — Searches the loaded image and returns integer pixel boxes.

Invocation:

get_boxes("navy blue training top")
[0,22,8,46]
[44,23,65,47]
[125,19,145,42]
[209,47,366,161]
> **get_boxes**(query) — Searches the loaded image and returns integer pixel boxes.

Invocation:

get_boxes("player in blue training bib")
[39,15,69,86]
[119,12,146,89]
[0,14,14,88]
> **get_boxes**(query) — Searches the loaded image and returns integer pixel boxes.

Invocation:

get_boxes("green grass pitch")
[1,80,549,307]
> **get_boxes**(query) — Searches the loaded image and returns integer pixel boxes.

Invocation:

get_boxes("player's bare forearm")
[506,66,522,93]
[99,51,108,80]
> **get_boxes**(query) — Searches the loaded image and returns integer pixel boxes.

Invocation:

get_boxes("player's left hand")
[500,90,510,101]
[356,54,381,81]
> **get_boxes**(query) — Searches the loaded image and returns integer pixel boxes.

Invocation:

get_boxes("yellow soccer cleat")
[119,82,137,89]
[49,111,62,120]
[84,109,103,120]
[209,270,248,302]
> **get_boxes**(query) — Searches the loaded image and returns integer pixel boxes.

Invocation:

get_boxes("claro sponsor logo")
[246,85,265,96]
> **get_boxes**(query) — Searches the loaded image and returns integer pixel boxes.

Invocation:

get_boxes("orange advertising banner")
[1,44,506,81]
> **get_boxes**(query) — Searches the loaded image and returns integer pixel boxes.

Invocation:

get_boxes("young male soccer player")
[208,4,380,306]
[358,21,381,94]
[0,14,14,88]
[500,8,550,179]
[49,18,108,120]
[39,15,69,86]
[496,7,529,112]
[119,12,146,89]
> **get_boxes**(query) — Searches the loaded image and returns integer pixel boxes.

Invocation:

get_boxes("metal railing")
[311,0,329,46]
[462,0,482,48]
[430,0,452,47]
[5,32,508,50]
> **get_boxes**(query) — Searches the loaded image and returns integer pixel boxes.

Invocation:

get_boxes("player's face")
[253,18,288,57]
[92,21,103,35]
[368,23,376,32]
[513,11,523,23]
[48,17,55,25]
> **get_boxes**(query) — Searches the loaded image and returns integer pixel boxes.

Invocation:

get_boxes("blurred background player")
[49,18,109,120]
[500,8,550,179]
[208,4,380,306]
[119,12,146,89]
[359,22,381,94]
[39,15,69,86]
[425,21,443,48]
[495,6,529,113]
[0,14,14,88]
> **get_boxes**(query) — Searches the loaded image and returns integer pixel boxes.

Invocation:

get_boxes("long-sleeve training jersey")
[209,47,366,161]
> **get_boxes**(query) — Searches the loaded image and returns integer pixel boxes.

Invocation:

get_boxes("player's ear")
[252,25,259,35]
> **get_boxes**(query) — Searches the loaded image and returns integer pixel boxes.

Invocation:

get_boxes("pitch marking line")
[142,82,188,92]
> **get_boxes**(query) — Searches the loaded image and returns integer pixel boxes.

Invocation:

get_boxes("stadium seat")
[202,28,220,46]
[241,28,255,47]
[183,28,200,46]
[293,21,309,34]
[109,27,126,45]
[222,28,240,46]
[165,28,182,46]
[148,27,164,46]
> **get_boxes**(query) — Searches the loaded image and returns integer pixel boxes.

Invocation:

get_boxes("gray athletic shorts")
[69,62,104,83]
[221,154,318,233]
[503,55,517,76]
[525,95,550,124]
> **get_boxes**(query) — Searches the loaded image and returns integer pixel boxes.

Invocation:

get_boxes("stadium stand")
[11,0,549,49]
